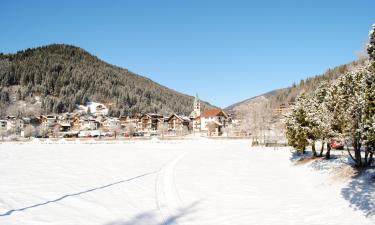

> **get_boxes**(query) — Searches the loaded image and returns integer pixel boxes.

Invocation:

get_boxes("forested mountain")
[0,44,214,117]
[226,58,367,115]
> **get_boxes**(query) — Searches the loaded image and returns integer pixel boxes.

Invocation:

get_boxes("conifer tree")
[368,24,375,61]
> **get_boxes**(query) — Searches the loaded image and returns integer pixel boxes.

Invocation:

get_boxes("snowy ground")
[0,139,374,225]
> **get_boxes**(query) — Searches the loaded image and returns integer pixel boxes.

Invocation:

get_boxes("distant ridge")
[225,89,284,112]
[226,58,367,115]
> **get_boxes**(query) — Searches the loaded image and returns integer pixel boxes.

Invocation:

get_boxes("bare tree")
[125,123,136,137]
[110,122,122,139]
[40,126,49,138]
[236,97,272,144]
[53,125,60,138]
[157,122,168,138]
[0,129,7,140]
[182,126,189,136]
[24,125,33,139]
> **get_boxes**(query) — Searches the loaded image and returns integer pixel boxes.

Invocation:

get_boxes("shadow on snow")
[341,170,375,217]
[0,171,156,217]
[103,201,199,225]
[289,150,375,218]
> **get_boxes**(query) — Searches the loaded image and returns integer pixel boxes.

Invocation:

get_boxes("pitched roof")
[201,109,227,118]
[167,114,191,122]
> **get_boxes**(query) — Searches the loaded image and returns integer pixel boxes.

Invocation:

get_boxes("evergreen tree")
[368,24,375,61]
[285,94,309,153]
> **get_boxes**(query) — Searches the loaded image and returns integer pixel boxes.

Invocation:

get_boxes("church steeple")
[193,93,201,117]
[190,93,201,118]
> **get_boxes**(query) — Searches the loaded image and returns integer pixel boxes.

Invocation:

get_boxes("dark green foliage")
[368,24,375,61]
[285,94,309,153]
[0,44,214,115]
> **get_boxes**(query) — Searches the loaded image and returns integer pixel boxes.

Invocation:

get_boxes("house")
[138,114,163,132]
[72,116,100,131]
[102,117,120,131]
[81,117,100,130]
[40,115,58,127]
[199,109,229,136]
[119,115,141,130]
[6,116,24,131]
[166,114,190,133]
[71,117,82,130]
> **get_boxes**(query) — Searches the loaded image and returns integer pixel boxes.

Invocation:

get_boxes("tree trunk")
[369,152,374,166]
[325,142,331,159]
[302,145,306,155]
[319,141,324,157]
[353,138,362,167]
[311,141,317,157]
[364,145,369,166]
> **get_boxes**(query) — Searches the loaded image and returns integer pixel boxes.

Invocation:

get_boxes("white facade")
[200,116,225,131]
[6,117,24,131]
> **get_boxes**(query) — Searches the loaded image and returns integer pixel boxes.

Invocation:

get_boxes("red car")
[330,140,344,150]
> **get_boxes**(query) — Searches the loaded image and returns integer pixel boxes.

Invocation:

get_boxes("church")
[189,94,229,135]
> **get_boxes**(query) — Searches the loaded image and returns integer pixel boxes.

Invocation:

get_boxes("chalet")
[167,114,190,132]
[138,114,163,132]
[199,109,229,135]
[72,117,82,130]
[40,115,58,127]
[102,117,120,131]
[72,116,99,131]
[119,115,141,129]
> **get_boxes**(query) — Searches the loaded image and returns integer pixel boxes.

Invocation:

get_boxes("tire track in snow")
[155,153,187,225]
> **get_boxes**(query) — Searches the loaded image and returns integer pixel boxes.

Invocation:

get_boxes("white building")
[6,116,24,131]
[199,109,228,135]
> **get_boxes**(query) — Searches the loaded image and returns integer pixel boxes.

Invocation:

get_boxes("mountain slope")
[225,89,284,112]
[0,44,215,116]
[226,58,367,116]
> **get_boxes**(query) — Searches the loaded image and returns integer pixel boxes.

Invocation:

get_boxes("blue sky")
[1,0,374,108]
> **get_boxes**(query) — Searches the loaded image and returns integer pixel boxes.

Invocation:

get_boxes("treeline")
[285,24,375,167]
[267,59,367,110]
[0,44,213,117]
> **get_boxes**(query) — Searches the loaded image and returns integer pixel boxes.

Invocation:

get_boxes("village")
[0,95,246,140]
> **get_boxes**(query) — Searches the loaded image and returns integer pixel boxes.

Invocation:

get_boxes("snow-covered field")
[0,139,374,225]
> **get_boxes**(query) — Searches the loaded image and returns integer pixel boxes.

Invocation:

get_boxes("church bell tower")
[193,93,201,117]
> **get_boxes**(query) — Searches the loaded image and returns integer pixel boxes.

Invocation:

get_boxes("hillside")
[226,58,367,116]
[225,89,283,112]
[0,44,214,117]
